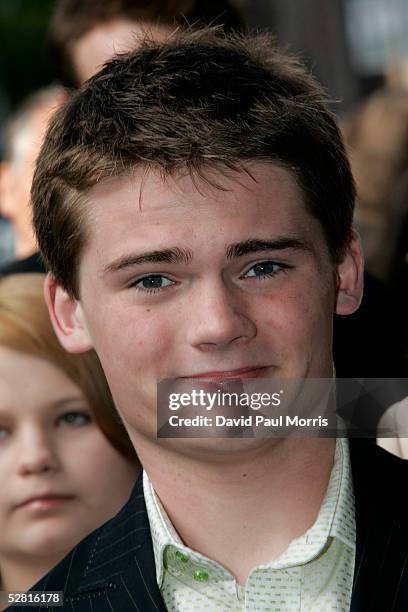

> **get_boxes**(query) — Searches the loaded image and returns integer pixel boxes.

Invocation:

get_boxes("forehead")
[88,162,307,222]
[81,162,327,272]
[0,346,82,411]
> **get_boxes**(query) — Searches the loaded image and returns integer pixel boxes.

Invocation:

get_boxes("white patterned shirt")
[143,438,355,611]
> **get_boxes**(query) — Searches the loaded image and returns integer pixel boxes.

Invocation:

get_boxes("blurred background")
[3,0,407,125]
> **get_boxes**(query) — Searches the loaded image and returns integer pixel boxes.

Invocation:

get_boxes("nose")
[18,428,59,476]
[187,279,257,350]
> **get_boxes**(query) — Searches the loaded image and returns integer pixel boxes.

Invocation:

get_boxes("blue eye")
[244,261,286,279]
[0,427,9,441]
[132,275,174,293]
[58,412,92,427]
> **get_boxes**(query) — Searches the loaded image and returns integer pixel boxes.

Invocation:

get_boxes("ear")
[44,273,94,353]
[334,230,364,315]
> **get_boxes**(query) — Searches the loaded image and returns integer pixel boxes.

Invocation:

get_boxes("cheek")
[62,431,135,491]
[254,284,333,348]
[94,303,176,378]
[0,450,24,515]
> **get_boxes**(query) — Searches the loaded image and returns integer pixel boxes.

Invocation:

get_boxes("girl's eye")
[243,261,287,279]
[0,427,9,441]
[57,411,92,427]
[132,275,174,293]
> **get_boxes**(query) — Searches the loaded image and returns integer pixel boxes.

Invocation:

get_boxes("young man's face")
[48,163,363,445]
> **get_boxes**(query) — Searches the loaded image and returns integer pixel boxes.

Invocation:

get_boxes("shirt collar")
[268,437,355,570]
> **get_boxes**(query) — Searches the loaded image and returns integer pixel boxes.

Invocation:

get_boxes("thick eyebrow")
[225,238,310,260]
[103,247,193,274]
[104,239,308,275]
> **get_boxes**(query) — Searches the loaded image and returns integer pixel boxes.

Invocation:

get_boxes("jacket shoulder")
[350,437,408,517]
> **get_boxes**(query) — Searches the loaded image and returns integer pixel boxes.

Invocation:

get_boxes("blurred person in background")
[0,273,139,592]
[340,60,408,376]
[48,0,246,88]
[0,87,66,277]
[342,60,408,282]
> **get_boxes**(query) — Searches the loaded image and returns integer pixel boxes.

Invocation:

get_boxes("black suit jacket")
[7,439,408,611]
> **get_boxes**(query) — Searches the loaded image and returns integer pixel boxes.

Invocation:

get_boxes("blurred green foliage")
[0,0,56,113]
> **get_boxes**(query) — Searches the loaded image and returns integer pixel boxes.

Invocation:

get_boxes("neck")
[138,437,336,584]
[0,553,65,592]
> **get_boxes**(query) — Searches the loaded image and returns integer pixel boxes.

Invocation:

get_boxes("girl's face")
[0,346,137,561]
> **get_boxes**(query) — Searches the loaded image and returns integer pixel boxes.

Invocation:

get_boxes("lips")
[15,494,75,510]
[181,366,271,380]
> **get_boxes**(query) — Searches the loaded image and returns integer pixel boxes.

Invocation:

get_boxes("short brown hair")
[0,273,137,463]
[49,0,246,87]
[32,29,355,298]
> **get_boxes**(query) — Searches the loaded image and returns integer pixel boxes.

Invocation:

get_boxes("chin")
[164,436,274,459]
[22,523,86,558]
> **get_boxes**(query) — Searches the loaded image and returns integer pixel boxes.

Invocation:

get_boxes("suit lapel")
[118,541,168,611]
[75,473,167,611]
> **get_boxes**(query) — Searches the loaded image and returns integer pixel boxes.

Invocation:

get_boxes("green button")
[175,550,189,562]
[193,569,209,582]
